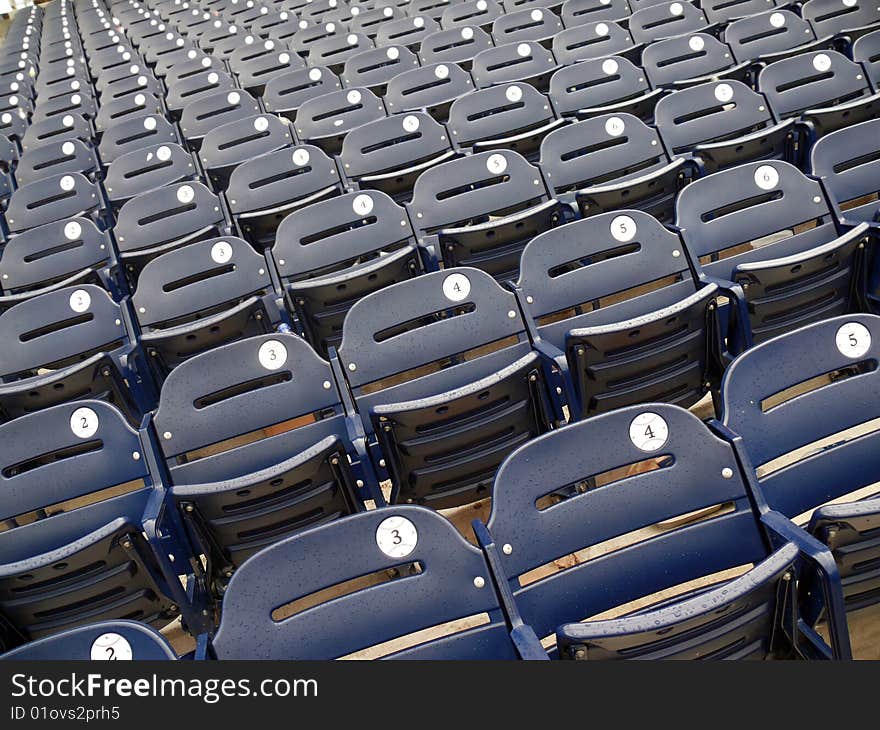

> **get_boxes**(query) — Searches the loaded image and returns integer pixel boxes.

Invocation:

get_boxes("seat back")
[1,620,177,660]
[306,31,374,73]
[104,142,196,211]
[484,403,786,654]
[722,313,880,518]
[643,33,739,88]
[154,333,361,567]
[376,16,443,55]
[418,26,494,69]
[384,62,475,121]
[629,1,709,46]
[94,92,163,133]
[179,88,262,148]
[341,44,420,93]
[21,113,91,155]
[853,30,880,89]
[0,401,174,643]
[294,87,386,155]
[725,11,819,65]
[165,68,237,117]
[471,40,558,91]
[551,22,638,67]
[548,56,660,121]
[5,173,102,234]
[492,7,564,47]
[801,0,880,40]
[211,507,519,659]
[441,0,504,30]
[275,190,422,355]
[560,0,632,26]
[263,66,342,121]
[339,267,554,506]
[15,138,97,187]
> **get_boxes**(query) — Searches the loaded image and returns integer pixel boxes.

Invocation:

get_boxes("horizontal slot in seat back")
[540,113,685,222]
[1,619,177,660]
[548,55,662,122]
[408,149,564,281]
[210,506,520,659]
[676,159,867,344]
[383,62,475,122]
[114,181,230,283]
[0,401,176,646]
[721,313,880,612]
[104,142,197,212]
[447,82,564,161]
[0,284,141,422]
[758,50,880,138]
[5,172,103,234]
[198,113,295,191]
[276,190,422,356]
[517,210,716,418]
[483,403,800,659]
[154,333,360,574]
[339,112,454,201]
[0,217,115,307]
[338,266,555,507]
[471,40,559,92]
[294,86,386,156]
[133,236,275,381]
[551,22,640,67]
[655,79,797,172]
[228,144,343,249]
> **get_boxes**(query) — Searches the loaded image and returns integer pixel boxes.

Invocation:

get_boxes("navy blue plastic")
[725,11,822,67]
[441,0,504,30]
[294,86,386,155]
[629,1,709,46]
[179,88,263,149]
[853,30,880,89]
[263,66,342,122]
[384,62,475,121]
[643,33,747,89]
[471,40,559,91]
[801,0,880,44]
[341,44,420,93]
[98,114,179,165]
[5,172,105,234]
[210,506,523,659]
[104,142,198,211]
[418,26,494,69]
[551,22,640,67]
[492,7,564,47]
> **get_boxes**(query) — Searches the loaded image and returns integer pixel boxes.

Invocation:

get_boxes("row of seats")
[4,312,878,659]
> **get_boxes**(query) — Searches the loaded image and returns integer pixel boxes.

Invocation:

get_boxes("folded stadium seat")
[100,67,164,106]
[675,160,871,349]
[515,212,723,418]
[701,0,788,24]
[376,14,443,51]
[14,138,99,188]
[721,313,880,628]
[263,66,343,123]
[294,86,386,155]
[809,119,880,307]
[384,62,475,121]
[338,267,561,507]
[476,403,852,659]
[94,92,165,138]
[274,190,424,355]
[301,0,349,22]
[655,80,799,173]
[103,142,199,214]
[227,144,343,250]
[1,620,177,660]
[228,40,305,97]
[417,25,494,71]
[131,236,284,383]
[179,88,263,152]
[88,45,142,81]
[222,2,266,29]
[548,56,664,121]
[802,0,880,48]
[492,8,564,50]
[758,50,880,140]
[0,108,30,149]
[201,23,246,60]
[140,33,200,73]
[0,90,34,119]
[98,114,179,167]
[0,284,154,422]
[165,67,237,122]
[341,44,420,96]
[162,53,226,89]
[251,9,302,41]
[152,333,371,588]
[286,20,344,59]
[853,29,880,89]
[724,10,832,84]
[446,83,564,163]
[205,506,542,659]
[95,56,154,94]
[551,22,642,67]
[471,40,559,91]
[0,400,206,652]
[642,33,751,89]
[629,1,711,47]
[31,89,98,126]
[0,217,122,312]
[338,112,456,202]
[349,6,404,39]
[306,31,374,75]
[5,172,107,235]
[440,0,504,31]
[539,113,689,222]
[20,114,92,159]
[198,113,295,191]
[113,181,234,285]
[409,150,565,280]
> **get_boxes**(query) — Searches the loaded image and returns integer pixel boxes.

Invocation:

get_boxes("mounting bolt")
[574,647,586,660]
[331,456,339,465]
[185,504,194,513]
[121,539,133,549]
[356,479,364,488]
[782,572,792,582]
[379,458,386,468]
